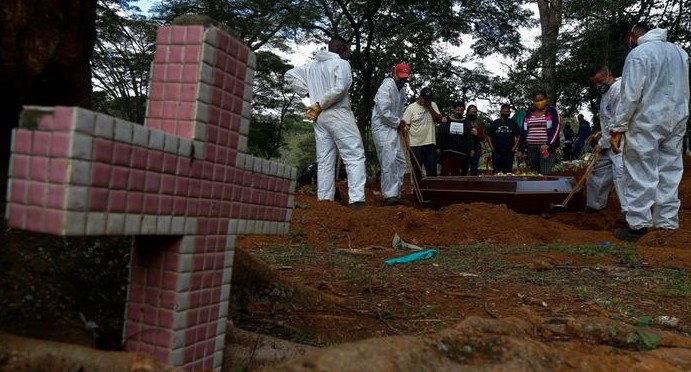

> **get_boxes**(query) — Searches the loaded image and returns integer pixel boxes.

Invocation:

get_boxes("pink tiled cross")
[5,25,295,371]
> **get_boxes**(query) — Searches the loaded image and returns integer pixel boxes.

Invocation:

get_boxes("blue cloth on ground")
[384,249,438,265]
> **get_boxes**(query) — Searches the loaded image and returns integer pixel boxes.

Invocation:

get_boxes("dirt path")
[232,158,691,370]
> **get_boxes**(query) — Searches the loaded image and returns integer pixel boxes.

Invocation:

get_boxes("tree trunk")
[0,0,97,216]
[536,0,562,101]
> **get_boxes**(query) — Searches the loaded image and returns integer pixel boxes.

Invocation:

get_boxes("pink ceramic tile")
[108,190,127,212]
[113,143,133,166]
[32,131,51,156]
[169,45,184,63]
[186,199,199,216]
[174,177,189,196]
[167,64,183,83]
[110,167,129,189]
[87,188,108,211]
[147,100,164,120]
[184,45,201,64]
[147,151,164,172]
[8,179,28,204]
[29,156,50,182]
[176,121,194,139]
[153,45,169,64]
[128,169,146,191]
[160,174,175,195]
[129,146,148,169]
[182,64,199,83]
[173,196,186,215]
[37,114,54,130]
[126,192,144,213]
[92,139,113,163]
[180,83,197,102]
[25,206,46,232]
[7,204,27,229]
[53,106,75,131]
[163,83,181,101]
[50,132,71,158]
[186,26,204,44]
[183,345,195,364]
[151,64,166,83]
[156,26,171,45]
[162,102,178,120]
[90,163,111,187]
[10,154,30,180]
[46,184,66,209]
[27,181,47,206]
[159,290,176,309]
[178,102,195,121]
[200,181,212,199]
[143,194,160,214]
[48,158,69,184]
[153,347,171,364]
[171,26,187,44]
[13,130,33,154]
[159,195,173,214]
[143,172,162,193]
[143,305,158,325]
[158,309,174,329]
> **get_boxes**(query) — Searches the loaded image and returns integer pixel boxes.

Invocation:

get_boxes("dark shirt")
[488,118,519,154]
[575,120,591,145]
[437,116,474,155]
[563,126,574,143]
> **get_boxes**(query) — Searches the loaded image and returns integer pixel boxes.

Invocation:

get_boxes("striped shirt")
[525,115,548,145]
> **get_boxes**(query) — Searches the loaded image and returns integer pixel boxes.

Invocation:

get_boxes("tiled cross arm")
[6,106,296,236]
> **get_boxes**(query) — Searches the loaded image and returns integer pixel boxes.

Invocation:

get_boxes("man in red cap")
[372,63,410,205]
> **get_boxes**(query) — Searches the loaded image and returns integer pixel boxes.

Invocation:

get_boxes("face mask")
[597,83,610,95]
[395,79,406,90]
[467,114,477,120]
[533,100,547,110]
[501,113,510,120]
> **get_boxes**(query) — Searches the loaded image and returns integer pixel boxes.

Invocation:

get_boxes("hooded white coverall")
[587,77,628,214]
[372,77,407,199]
[284,51,367,204]
[611,28,690,230]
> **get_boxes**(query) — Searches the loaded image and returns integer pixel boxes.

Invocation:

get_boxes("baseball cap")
[420,87,433,99]
[394,63,411,78]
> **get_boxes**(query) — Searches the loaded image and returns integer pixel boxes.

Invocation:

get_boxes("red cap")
[394,63,411,78]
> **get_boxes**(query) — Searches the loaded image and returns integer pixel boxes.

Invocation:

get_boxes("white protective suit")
[586,77,628,213]
[284,51,367,204]
[611,28,690,229]
[371,77,407,199]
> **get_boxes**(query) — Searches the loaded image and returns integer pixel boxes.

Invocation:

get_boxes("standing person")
[437,102,473,176]
[466,105,486,175]
[517,91,561,175]
[610,24,690,241]
[371,63,410,206]
[573,114,592,158]
[562,124,574,160]
[487,104,520,174]
[284,36,367,210]
[402,87,443,183]
[586,64,628,217]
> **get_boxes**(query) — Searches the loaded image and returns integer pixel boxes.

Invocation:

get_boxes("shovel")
[550,149,600,212]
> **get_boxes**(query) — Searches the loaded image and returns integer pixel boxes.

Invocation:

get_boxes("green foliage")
[627,316,661,351]
[92,0,158,123]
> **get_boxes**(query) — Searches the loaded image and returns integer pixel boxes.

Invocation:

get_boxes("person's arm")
[611,56,646,133]
[284,65,309,97]
[486,122,495,152]
[374,79,401,128]
[547,107,561,150]
[319,60,353,110]
[429,102,443,123]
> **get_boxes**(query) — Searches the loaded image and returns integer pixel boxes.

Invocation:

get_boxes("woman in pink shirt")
[517,91,561,175]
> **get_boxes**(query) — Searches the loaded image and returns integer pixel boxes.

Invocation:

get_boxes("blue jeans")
[410,144,438,182]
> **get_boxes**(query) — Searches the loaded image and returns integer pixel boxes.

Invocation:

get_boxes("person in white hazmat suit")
[586,64,628,216]
[610,24,690,241]
[371,63,411,206]
[284,37,367,210]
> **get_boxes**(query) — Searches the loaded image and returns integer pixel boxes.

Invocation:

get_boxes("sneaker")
[350,201,366,211]
[384,197,402,206]
[614,227,648,242]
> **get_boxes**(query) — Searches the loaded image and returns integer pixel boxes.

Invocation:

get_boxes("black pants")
[410,144,438,182]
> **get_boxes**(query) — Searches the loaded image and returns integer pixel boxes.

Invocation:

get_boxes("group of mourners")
[285,23,689,242]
